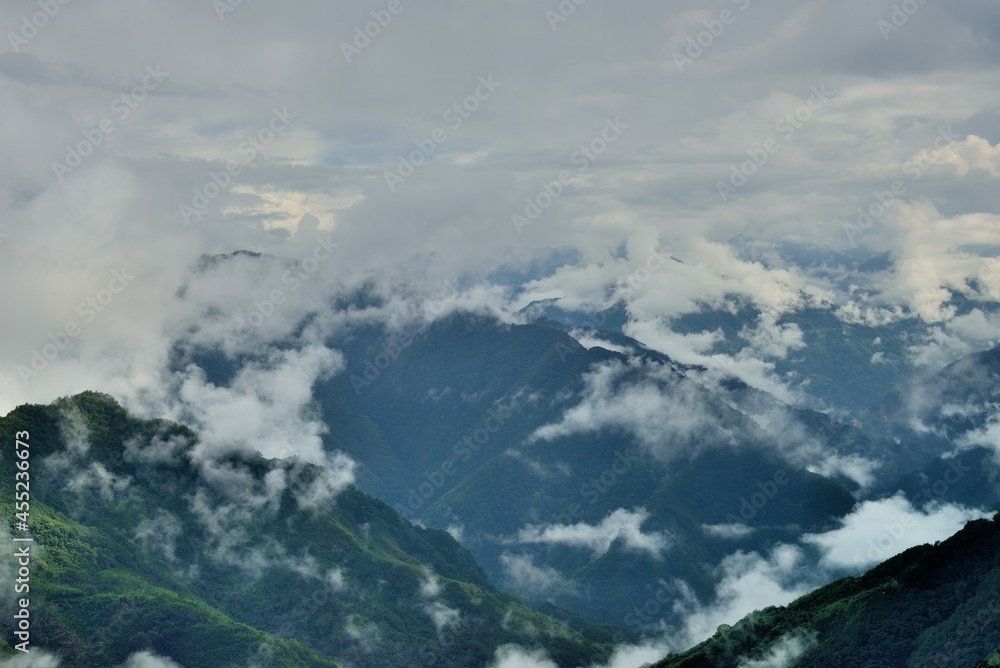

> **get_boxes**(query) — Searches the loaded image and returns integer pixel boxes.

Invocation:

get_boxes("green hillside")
[654,514,1000,668]
[0,392,613,667]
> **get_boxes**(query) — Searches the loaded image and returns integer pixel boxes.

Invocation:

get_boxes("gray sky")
[2,0,1000,414]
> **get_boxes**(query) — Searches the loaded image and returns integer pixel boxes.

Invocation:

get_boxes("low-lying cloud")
[515,508,671,559]
[802,494,990,570]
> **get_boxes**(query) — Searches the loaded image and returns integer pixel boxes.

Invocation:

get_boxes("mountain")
[669,304,919,414]
[246,312,860,627]
[862,344,1000,508]
[0,392,614,667]
[653,513,1000,668]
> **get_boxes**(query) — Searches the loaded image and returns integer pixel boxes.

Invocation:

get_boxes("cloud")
[123,429,194,466]
[907,134,1000,178]
[530,358,737,459]
[499,552,577,599]
[515,508,671,559]
[590,546,816,667]
[958,419,1000,461]
[801,494,990,570]
[488,644,558,668]
[736,631,818,668]
[168,344,345,464]
[623,322,804,406]
[0,0,999,423]
[419,570,443,599]
[568,330,634,355]
[590,641,683,668]
[44,408,133,503]
[0,652,63,668]
[63,461,132,501]
[720,395,882,488]
[423,600,461,634]
[116,652,183,668]
[807,454,880,490]
[134,512,184,564]
[703,523,756,540]
[909,309,1000,369]
[417,569,460,634]
[0,525,16,617]
[738,314,806,361]
[672,545,812,648]
[344,614,383,654]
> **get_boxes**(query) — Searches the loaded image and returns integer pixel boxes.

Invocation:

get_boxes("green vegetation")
[0,392,612,667]
[654,514,1000,668]
[304,315,859,625]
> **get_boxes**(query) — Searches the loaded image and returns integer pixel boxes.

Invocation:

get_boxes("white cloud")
[907,135,1000,179]
[499,552,577,599]
[515,508,671,559]
[958,418,1000,460]
[531,358,736,459]
[134,512,184,564]
[737,631,818,668]
[808,454,880,490]
[171,344,345,464]
[909,309,1000,369]
[673,545,811,648]
[591,640,683,668]
[703,523,756,539]
[0,652,63,667]
[419,570,442,599]
[568,330,634,355]
[423,600,461,634]
[117,652,183,668]
[0,0,998,422]
[488,644,558,668]
[344,614,383,653]
[417,569,460,634]
[802,494,990,570]
[738,314,806,361]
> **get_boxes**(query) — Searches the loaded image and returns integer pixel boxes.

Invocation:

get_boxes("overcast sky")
[2,0,1000,415]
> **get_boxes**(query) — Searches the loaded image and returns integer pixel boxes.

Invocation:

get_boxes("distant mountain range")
[5,249,1000,666]
[173,285,1000,631]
